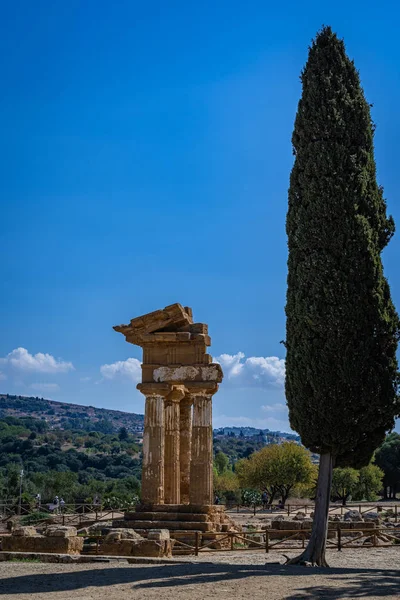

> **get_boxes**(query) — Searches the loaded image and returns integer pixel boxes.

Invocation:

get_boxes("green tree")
[118,427,129,441]
[30,470,79,503]
[236,443,314,505]
[214,451,230,475]
[213,471,240,503]
[375,433,400,499]
[285,26,399,565]
[356,463,384,501]
[331,468,359,505]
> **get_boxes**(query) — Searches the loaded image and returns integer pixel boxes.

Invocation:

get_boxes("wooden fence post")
[337,526,342,552]
[287,505,290,516]
[395,505,398,523]
[230,532,234,551]
[195,531,199,556]
[265,530,269,554]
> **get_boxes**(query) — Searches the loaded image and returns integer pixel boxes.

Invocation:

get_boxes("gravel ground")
[0,548,399,600]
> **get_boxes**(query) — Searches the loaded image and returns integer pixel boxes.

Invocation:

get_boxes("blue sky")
[1,1,399,432]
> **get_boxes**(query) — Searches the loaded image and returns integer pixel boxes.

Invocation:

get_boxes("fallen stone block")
[100,538,172,558]
[13,527,39,537]
[2,535,84,555]
[46,526,77,538]
[105,529,143,542]
[279,520,302,530]
[148,529,170,541]
[293,512,306,521]
[344,510,363,522]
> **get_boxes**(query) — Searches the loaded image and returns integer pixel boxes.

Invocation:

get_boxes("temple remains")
[114,303,223,507]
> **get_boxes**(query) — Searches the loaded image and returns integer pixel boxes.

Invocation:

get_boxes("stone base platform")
[112,504,240,552]
[115,504,237,533]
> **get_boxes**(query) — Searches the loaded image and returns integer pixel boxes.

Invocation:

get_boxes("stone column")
[141,393,165,504]
[179,397,193,504]
[164,385,185,505]
[189,393,213,505]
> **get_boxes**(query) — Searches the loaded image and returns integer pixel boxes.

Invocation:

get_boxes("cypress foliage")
[286,26,399,469]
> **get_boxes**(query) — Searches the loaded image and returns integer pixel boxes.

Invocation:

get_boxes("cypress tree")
[285,26,399,565]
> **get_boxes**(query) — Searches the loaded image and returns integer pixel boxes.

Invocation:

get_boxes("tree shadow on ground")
[285,571,400,599]
[0,562,398,597]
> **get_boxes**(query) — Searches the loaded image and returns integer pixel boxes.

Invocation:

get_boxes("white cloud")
[0,348,74,374]
[30,383,60,393]
[80,377,91,382]
[214,352,285,388]
[100,358,142,383]
[261,403,287,413]
[0,372,7,381]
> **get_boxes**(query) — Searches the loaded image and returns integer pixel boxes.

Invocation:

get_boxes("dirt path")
[0,549,399,600]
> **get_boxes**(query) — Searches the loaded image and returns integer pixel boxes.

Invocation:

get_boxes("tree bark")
[268,487,277,505]
[281,487,292,506]
[286,452,333,567]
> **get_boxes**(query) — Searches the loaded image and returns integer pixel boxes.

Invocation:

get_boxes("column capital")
[165,385,186,404]
[137,382,190,402]
[137,382,170,397]
[185,382,219,399]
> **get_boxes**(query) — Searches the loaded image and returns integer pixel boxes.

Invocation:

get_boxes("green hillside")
[0,414,142,507]
[0,394,144,434]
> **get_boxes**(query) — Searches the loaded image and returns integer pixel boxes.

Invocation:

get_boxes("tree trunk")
[268,487,277,505]
[286,452,333,567]
[282,487,292,506]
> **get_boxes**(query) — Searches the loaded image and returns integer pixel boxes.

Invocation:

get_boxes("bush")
[20,511,49,525]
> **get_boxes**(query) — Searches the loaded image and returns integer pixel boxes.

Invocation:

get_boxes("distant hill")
[0,394,144,434]
[0,394,299,441]
[214,426,300,441]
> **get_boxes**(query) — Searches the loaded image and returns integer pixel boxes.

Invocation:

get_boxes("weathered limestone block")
[46,526,77,538]
[131,540,172,557]
[344,510,363,522]
[280,520,303,530]
[148,529,170,541]
[100,538,172,558]
[113,304,192,345]
[153,364,223,384]
[105,529,143,542]
[2,535,83,555]
[293,511,306,521]
[13,527,39,537]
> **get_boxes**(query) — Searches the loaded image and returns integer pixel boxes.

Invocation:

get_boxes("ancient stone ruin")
[2,526,83,555]
[114,303,223,507]
[114,304,238,540]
